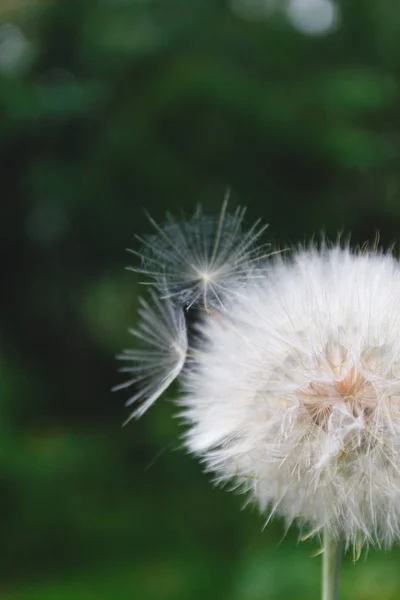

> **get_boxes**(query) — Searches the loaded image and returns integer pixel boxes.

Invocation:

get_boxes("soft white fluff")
[118,200,400,552]
[182,247,400,550]
[131,198,270,311]
[113,291,187,421]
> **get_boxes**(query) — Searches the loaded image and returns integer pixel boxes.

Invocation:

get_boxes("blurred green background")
[2,0,400,598]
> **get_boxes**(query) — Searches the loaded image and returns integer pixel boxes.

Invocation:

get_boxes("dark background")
[2,0,400,598]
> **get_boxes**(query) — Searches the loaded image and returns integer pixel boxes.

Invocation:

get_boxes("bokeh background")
[3,0,400,598]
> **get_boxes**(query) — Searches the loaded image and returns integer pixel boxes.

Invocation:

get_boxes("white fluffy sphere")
[182,247,400,550]
[118,201,400,553]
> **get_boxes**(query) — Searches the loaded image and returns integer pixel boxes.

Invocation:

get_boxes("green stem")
[322,528,342,600]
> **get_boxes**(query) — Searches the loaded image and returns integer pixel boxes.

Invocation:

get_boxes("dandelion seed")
[113,291,187,422]
[129,196,270,311]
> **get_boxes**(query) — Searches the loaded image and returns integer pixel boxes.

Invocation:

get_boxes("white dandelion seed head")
[113,291,187,422]
[119,200,400,552]
[131,197,270,311]
[181,246,400,550]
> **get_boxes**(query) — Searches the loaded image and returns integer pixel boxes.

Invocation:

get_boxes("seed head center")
[298,351,378,426]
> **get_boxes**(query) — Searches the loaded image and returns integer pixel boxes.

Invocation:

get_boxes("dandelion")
[118,203,400,599]
[130,196,270,311]
[182,246,400,554]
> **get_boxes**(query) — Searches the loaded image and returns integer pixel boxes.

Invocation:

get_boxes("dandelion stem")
[322,528,342,600]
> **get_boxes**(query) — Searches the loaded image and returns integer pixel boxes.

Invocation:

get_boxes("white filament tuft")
[113,291,187,423]
[117,201,400,552]
[129,196,270,311]
[181,246,400,551]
